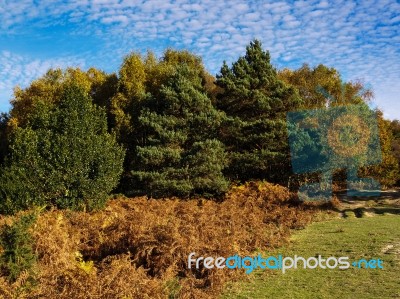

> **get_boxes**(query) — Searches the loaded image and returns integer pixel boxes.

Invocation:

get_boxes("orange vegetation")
[0,182,331,298]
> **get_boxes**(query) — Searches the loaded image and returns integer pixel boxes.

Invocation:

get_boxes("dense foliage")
[0,182,318,298]
[0,212,37,283]
[215,40,301,183]
[0,40,398,212]
[0,85,125,214]
[131,65,228,197]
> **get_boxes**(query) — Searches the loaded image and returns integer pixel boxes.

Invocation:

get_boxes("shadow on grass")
[334,189,400,203]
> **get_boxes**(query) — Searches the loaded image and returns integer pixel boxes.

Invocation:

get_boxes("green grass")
[222,215,400,299]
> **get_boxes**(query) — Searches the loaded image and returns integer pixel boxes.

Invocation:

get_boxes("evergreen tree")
[131,65,228,197]
[0,85,125,214]
[111,50,219,192]
[215,40,301,183]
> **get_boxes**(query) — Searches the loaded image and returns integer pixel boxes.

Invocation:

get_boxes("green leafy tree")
[215,40,301,184]
[280,64,398,188]
[10,67,117,131]
[278,64,373,109]
[359,111,400,187]
[0,85,125,214]
[131,65,228,197]
[389,120,400,186]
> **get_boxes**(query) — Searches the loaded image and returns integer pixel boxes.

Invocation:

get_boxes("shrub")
[0,85,125,214]
[0,212,37,283]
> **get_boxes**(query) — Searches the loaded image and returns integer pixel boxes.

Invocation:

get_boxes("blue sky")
[0,0,399,118]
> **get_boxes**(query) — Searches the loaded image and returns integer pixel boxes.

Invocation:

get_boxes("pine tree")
[216,40,302,183]
[131,65,228,197]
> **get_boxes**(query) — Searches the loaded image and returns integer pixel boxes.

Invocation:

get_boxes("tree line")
[0,40,398,214]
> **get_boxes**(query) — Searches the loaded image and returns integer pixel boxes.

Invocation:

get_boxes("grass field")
[222,214,400,299]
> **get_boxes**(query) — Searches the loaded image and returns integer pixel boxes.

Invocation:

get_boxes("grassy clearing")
[222,214,400,299]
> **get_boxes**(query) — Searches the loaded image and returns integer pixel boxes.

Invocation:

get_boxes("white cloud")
[0,0,398,118]
[0,51,85,109]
